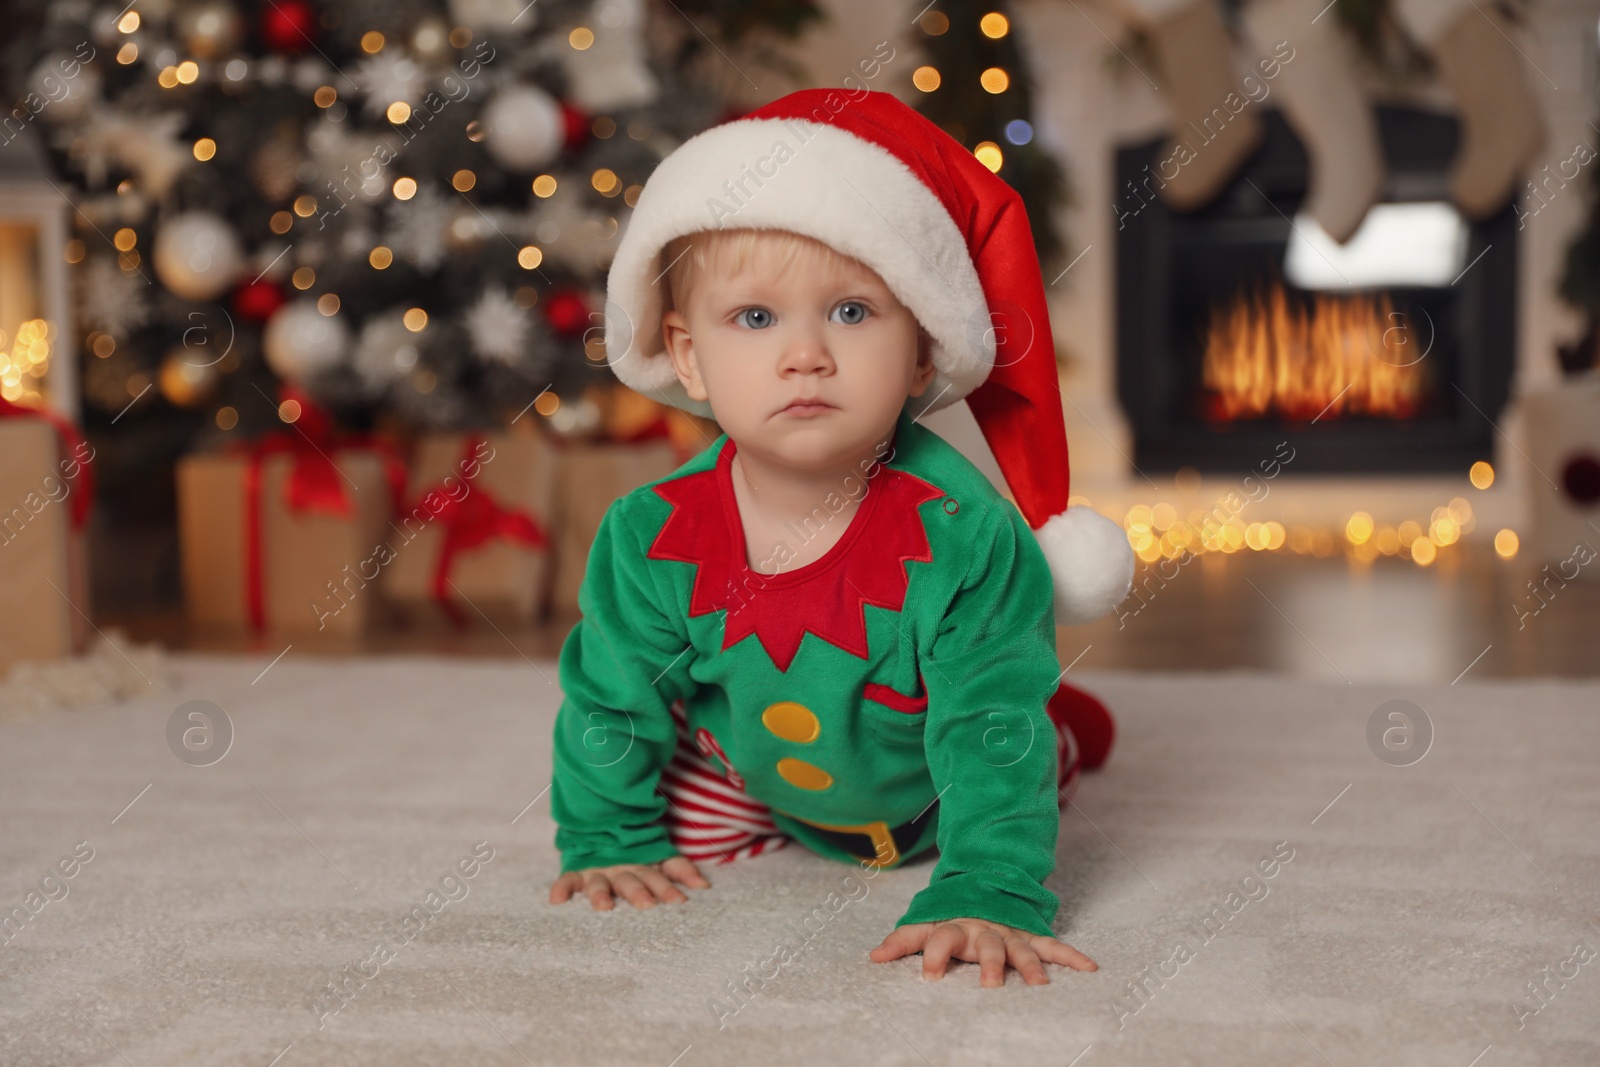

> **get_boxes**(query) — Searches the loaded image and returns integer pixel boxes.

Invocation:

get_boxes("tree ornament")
[261,0,317,54]
[178,2,244,60]
[232,278,288,323]
[542,288,590,338]
[158,348,221,407]
[483,86,565,171]
[353,309,423,389]
[466,288,532,365]
[263,299,350,381]
[153,212,245,301]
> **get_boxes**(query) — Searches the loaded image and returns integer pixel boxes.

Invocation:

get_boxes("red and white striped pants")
[656,697,1082,865]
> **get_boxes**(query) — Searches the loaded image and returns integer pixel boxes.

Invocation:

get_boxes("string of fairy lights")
[1089,459,1520,568]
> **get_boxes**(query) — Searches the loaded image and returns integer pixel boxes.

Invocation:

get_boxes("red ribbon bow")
[411,435,550,627]
[233,386,406,632]
[0,395,95,530]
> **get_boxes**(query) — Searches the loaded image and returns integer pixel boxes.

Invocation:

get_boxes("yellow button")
[776,758,833,791]
[762,701,821,743]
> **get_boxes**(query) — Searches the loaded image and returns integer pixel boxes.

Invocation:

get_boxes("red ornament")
[543,289,590,339]
[232,278,287,323]
[560,101,590,153]
[261,0,317,53]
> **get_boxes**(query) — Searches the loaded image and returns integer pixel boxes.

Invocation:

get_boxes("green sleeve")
[550,497,698,874]
[894,500,1064,938]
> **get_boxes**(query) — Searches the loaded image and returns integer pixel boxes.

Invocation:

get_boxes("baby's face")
[660,233,934,474]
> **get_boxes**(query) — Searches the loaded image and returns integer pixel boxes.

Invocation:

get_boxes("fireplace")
[1114,105,1518,474]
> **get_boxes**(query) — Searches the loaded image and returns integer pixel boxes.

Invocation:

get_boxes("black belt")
[779,798,940,867]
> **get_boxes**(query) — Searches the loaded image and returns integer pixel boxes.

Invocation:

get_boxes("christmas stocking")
[1241,0,1386,244]
[1394,0,1545,220]
[1124,0,1266,211]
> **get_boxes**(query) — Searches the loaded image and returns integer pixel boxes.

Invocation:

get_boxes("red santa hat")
[602,88,1133,626]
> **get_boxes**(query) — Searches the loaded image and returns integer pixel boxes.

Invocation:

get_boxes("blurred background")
[1,0,1596,708]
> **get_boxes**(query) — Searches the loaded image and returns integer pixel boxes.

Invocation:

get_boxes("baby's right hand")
[548,855,711,911]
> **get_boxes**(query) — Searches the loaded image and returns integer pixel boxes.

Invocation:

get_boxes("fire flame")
[1201,278,1426,421]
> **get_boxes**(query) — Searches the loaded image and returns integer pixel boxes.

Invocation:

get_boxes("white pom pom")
[1034,506,1135,626]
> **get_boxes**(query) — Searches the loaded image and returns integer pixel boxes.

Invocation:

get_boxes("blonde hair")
[658,227,933,362]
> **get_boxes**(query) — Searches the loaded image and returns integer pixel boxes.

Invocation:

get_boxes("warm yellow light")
[387,101,412,124]
[1374,527,1400,555]
[1447,496,1473,524]
[980,12,1010,37]
[919,10,950,34]
[292,267,315,290]
[1469,460,1494,489]
[569,27,595,49]
[157,66,180,88]
[361,31,385,53]
[1264,521,1286,550]
[1430,517,1459,546]
[116,42,138,65]
[912,66,941,93]
[980,67,1010,94]
[1397,519,1423,546]
[118,10,140,32]
[393,176,417,200]
[193,137,216,161]
[1245,522,1267,550]
[176,61,199,84]
[1494,529,1519,559]
[518,246,543,269]
[452,169,476,192]
[317,294,340,316]
[1345,512,1374,544]
[314,86,338,108]
[271,211,293,234]
[532,174,558,198]
[216,406,238,431]
[1125,504,1153,532]
[293,194,317,217]
[279,398,302,423]
[113,228,137,251]
[591,168,619,194]
[403,308,428,332]
[369,246,392,269]
[1151,502,1177,531]
[1411,538,1437,566]
[974,142,1003,172]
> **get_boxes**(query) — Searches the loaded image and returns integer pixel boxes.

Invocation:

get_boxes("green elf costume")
[550,88,1135,938]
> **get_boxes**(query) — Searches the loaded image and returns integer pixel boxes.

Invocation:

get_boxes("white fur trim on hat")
[604,116,995,420]
[1035,505,1136,626]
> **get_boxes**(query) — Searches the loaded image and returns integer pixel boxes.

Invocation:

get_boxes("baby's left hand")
[869,918,1097,988]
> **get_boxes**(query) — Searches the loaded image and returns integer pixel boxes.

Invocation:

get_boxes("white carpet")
[1,654,1596,1067]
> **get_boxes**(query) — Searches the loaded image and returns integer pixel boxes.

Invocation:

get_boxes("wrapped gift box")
[0,418,92,673]
[547,437,683,620]
[384,427,555,628]
[177,443,400,638]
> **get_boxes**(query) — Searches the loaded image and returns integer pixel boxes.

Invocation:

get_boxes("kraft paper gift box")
[383,427,556,628]
[0,418,91,673]
[547,437,683,620]
[177,442,400,638]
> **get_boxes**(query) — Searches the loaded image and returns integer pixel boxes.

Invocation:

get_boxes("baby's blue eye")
[734,307,774,329]
[831,301,868,325]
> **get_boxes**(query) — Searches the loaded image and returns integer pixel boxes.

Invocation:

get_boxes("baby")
[548,89,1133,988]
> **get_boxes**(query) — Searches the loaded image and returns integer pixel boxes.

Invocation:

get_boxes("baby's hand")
[548,855,710,911]
[869,918,1098,987]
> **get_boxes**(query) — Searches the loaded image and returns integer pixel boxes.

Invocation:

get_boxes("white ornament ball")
[482,86,564,171]
[264,300,350,382]
[353,309,423,389]
[153,212,245,301]
[29,54,101,124]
